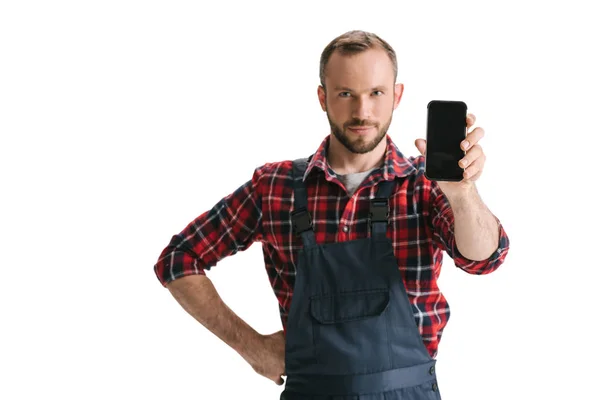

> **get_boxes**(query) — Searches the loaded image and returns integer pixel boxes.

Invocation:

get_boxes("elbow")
[456,243,510,275]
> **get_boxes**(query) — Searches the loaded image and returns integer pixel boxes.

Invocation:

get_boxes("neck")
[327,135,387,175]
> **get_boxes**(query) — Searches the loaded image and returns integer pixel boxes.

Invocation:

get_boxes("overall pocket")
[309,288,392,374]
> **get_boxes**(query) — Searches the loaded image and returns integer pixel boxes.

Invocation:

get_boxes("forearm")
[166,274,262,365]
[446,184,499,261]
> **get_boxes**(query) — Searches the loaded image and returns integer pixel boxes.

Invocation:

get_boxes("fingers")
[461,119,485,181]
[466,113,476,129]
[462,150,486,180]
[251,329,286,386]
[273,330,286,386]
[414,138,427,156]
[466,127,485,145]
[465,169,483,181]
[462,127,484,152]
[459,144,483,168]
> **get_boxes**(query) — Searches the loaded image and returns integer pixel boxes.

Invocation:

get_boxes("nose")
[352,95,372,121]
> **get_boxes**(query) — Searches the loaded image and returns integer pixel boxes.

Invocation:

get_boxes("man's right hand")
[247,330,286,385]
[165,276,287,386]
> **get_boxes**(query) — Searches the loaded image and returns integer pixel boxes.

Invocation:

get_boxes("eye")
[373,90,384,96]
[338,92,352,98]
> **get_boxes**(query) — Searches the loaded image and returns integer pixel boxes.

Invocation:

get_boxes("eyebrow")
[333,86,387,92]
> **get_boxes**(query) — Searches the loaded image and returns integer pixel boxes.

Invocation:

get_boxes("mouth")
[347,126,375,134]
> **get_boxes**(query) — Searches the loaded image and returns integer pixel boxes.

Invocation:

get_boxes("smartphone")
[424,100,468,181]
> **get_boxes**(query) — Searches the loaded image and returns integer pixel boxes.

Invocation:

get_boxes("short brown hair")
[319,30,398,88]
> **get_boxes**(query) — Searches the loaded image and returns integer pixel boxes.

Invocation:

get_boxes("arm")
[153,169,263,286]
[445,183,499,261]
[166,274,262,359]
[419,112,510,273]
[429,180,510,274]
[153,166,286,384]
[166,274,284,383]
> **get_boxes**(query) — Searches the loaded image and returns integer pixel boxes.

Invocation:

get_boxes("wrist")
[236,329,264,366]
[444,181,477,207]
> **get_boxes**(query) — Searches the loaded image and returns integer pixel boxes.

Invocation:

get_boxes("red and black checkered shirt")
[154,134,510,357]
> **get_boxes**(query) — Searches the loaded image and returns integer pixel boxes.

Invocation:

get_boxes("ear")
[393,83,404,110]
[317,85,327,112]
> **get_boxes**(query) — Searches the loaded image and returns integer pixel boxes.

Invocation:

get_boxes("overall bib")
[281,159,442,400]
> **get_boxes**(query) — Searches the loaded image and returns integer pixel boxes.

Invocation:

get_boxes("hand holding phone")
[424,100,468,182]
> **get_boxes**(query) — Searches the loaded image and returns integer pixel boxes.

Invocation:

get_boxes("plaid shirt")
[154,134,510,357]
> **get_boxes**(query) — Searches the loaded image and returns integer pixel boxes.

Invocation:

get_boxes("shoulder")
[252,159,295,180]
[400,154,431,186]
[398,154,441,204]
[248,159,305,196]
[407,154,426,174]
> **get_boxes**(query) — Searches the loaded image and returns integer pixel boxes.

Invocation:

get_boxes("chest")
[262,176,431,255]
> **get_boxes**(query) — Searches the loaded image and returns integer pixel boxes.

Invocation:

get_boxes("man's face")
[318,48,403,154]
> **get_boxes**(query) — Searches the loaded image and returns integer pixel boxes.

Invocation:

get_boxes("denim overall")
[280,158,442,400]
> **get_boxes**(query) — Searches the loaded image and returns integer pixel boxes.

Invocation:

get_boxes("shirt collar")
[303,134,417,182]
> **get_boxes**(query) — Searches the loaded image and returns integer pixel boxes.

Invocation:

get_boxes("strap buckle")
[291,207,312,235]
[369,199,389,223]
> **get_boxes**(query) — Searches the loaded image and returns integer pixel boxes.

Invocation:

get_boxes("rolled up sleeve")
[153,167,264,287]
[428,182,510,275]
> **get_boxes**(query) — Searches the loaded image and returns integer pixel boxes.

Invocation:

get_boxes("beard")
[327,112,392,154]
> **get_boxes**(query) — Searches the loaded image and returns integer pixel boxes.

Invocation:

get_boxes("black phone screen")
[425,100,467,181]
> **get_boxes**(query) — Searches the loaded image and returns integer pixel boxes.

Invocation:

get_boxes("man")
[153,30,510,399]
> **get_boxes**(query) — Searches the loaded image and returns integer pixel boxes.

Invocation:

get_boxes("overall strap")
[370,179,396,239]
[291,158,316,247]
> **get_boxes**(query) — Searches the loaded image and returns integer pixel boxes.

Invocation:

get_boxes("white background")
[1,1,598,399]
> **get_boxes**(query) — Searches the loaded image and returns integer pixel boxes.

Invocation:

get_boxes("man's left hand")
[415,113,486,196]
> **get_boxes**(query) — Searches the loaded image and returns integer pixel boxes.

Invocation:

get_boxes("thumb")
[415,138,427,156]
